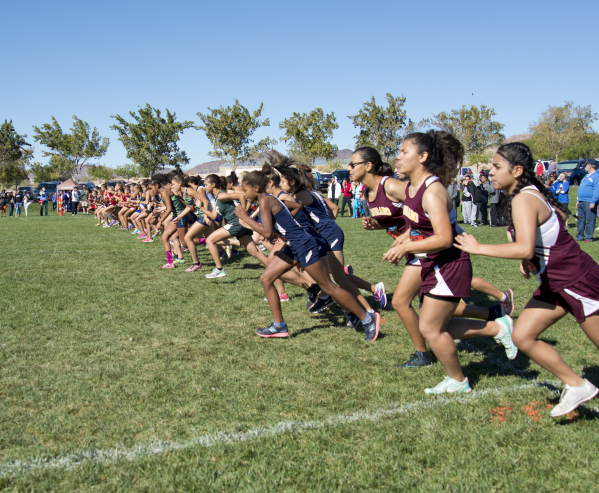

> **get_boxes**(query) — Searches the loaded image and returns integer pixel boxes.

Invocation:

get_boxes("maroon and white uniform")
[403,175,472,299]
[518,186,599,323]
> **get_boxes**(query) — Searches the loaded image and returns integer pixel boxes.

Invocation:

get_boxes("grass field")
[1,200,599,492]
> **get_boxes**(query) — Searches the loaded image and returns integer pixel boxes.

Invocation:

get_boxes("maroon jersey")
[366,176,407,233]
[402,175,469,267]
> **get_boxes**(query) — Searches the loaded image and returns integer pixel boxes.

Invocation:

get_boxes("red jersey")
[366,176,407,234]
[402,175,469,267]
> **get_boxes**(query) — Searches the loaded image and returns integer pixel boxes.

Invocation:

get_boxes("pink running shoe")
[159,262,175,269]
[181,247,189,253]
[142,237,154,243]
[185,263,202,272]
[279,293,290,302]
[138,235,147,240]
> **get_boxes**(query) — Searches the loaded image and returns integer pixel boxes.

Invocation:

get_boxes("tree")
[111,104,194,177]
[87,164,114,181]
[528,102,598,162]
[279,108,339,166]
[32,115,109,180]
[0,120,32,188]
[196,100,269,171]
[114,163,141,180]
[431,104,505,167]
[348,93,409,161]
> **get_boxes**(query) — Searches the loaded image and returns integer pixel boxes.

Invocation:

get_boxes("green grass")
[1,199,599,492]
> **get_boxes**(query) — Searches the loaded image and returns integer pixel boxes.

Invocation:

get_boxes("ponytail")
[298,164,315,191]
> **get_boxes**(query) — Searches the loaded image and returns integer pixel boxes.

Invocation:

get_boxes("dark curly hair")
[497,142,571,237]
[403,130,464,186]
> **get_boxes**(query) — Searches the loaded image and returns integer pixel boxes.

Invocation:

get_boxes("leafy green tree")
[431,104,505,167]
[33,115,109,180]
[528,101,598,162]
[280,108,339,166]
[348,93,408,161]
[196,100,269,171]
[87,164,114,181]
[0,120,32,188]
[114,163,141,180]
[111,104,194,177]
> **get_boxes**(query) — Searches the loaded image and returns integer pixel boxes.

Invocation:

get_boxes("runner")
[234,168,381,340]
[455,142,599,416]
[381,130,516,393]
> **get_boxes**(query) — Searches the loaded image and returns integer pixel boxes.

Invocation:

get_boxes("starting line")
[0,379,560,477]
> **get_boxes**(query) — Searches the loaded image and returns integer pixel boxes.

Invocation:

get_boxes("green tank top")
[170,194,184,215]
[181,188,200,214]
[215,191,240,225]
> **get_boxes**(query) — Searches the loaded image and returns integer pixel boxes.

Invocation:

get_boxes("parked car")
[312,171,331,192]
[331,169,350,183]
[557,159,598,186]
[78,181,96,190]
[18,186,38,200]
[36,181,61,200]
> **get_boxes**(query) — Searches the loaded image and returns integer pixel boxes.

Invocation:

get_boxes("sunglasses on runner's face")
[348,161,366,169]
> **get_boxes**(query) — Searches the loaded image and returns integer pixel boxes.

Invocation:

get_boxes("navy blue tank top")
[271,195,313,247]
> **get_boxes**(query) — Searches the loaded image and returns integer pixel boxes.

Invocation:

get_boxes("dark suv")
[331,169,350,183]
[557,159,598,186]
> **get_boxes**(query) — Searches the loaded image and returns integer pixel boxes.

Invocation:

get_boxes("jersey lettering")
[369,206,391,217]
[403,205,419,223]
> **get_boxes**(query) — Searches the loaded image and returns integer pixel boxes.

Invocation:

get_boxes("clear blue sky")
[2,0,597,168]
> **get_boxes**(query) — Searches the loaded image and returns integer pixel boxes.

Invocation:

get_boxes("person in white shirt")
[71,188,80,216]
[327,176,341,206]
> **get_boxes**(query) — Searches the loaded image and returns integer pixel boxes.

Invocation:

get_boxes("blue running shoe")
[256,322,289,338]
[363,312,380,342]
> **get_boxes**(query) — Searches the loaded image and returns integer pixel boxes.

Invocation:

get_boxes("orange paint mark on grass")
[490,406,513,423]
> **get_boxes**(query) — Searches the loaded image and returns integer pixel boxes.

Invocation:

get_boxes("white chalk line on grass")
[0,379,561,477]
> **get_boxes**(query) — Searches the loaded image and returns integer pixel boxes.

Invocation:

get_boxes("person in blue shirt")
[550,172,571,227]
[576,161,599,242]
[39,187,48,216]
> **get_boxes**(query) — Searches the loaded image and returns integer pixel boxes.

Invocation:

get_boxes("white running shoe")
[206,268,226,279]
[425,375,471,394]
[494,315,518,360]
[551,379,598,417]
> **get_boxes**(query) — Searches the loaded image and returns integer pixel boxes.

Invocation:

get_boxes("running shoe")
[159,263,175,269]
[373,282,387,308]
[494,315,518,360]
[185,263,202,272]
[206,268,226,279]
[550,379,598,417]
[138,235,147,240]
[142,237,154,243]
[425,376,471,394]
[487,303,506,321]
[501,289,515,316]
[309,296,334,314]
[181,247,189,253]
[131,229,140,234]
[363,312,381,342]
[264,293,291,302]
[219,249,226,260]
[173,257,186,264]
[306,284,320,309]
[231,248,240,256]
[345,311,359,329]
[225,245,231,258]
[397,351,435,368]
[256,322,289,338]
[344,264,353,276]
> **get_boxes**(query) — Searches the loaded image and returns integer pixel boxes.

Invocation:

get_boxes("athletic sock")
[360,313,373,325]
[367,309,375,314]
[166,252,173,264]
[273,321,287,328]
[318,295,331,300]
[499,293,507,302]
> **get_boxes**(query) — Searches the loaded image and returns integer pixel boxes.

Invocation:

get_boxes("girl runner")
[156,175,185,268]
[351,146,515,368]
[382,130,516,393]
[455,142,599,416]
[234,168,381,340]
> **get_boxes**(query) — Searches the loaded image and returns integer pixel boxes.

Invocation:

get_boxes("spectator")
[548,159,558,175]
[576,161,599,242]
[51,191,57,212]
[545,172,557,188]
[447,179,460,212]
[327,176,341,206]
[14,190,23,217]
[352,181,362,218]
[63,190,70,213]
[340,178,353,217]
[8,192,14,217]
[550,172,570,227]
[23,190,32,216]
[71,188,80,216]
[80,187,89,214]
[461,175,473,224]
[39,187,48,216]
[471,173,483,227]
[487,177,502,227]
[0,189,7,217]
[535,160,545,178]
[478,173,490,225]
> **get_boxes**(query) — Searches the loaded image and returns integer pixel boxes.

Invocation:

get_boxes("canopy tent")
[57,179,81,190]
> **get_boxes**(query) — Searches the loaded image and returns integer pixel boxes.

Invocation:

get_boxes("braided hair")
[498,142,571,237]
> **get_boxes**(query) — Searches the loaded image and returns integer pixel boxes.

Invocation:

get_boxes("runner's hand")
[454,232,481,255]
[382,245,406,264]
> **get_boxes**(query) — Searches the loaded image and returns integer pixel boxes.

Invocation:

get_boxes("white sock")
[499,293,507,302]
